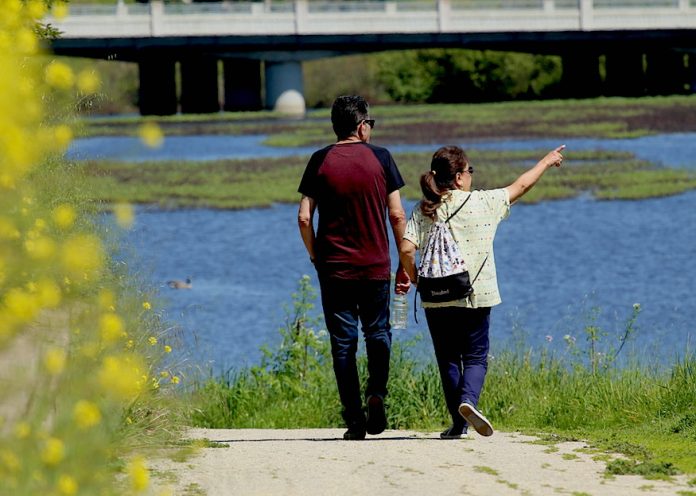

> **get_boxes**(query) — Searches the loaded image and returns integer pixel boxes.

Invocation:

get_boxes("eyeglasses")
[463,166,474,174]
[359,119,375,129]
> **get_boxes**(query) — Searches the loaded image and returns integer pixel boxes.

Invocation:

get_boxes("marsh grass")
[77,149,696,209]
[187,278,696,477]
[78,95,696,146]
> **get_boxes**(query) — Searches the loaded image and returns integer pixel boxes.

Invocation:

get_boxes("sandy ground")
[150,428,693,496]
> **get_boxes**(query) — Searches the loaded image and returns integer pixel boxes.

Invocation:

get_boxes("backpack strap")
[445,192,488,285]
[444,193,471,224]
[470,254,488,285]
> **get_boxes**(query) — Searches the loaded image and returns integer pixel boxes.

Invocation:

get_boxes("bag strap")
[445,192,488,283]
[444,193,471,224]
[470,254,488,285]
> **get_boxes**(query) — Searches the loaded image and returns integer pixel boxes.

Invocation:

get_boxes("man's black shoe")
[365,395,387,435]
[343,424,366,440]
[440,425,468,439]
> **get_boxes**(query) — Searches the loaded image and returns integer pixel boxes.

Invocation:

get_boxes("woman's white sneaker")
[458,402,494,437]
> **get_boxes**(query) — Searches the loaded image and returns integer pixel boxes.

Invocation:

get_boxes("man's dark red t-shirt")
[298,142,405,280]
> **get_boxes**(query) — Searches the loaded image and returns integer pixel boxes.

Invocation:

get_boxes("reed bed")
[77,150,696,209]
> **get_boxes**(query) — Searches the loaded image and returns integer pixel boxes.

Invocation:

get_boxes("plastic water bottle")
[391,293,408,330]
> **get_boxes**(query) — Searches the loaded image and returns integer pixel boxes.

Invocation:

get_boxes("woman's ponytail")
[419,171,442,219]
[419,146,469,219]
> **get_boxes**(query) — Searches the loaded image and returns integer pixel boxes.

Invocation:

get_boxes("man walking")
[297,95,410,440]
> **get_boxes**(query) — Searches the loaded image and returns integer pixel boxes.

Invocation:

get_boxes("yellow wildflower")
[171,376,180,385]
[26,0,47,19]
[148,336,157,346]
[54,124,73,150]
[142,301,151,310]
[24,235,56,260]
[126,339,134,349]
[61,234,104,277]
[52,204,76,230]
[0,216,20,239]
[73,400,101,429]
[98,355,145,400]
[128,456,150,492]
[159,371,169,378]
[52,2,69,19]
[41,437,65,466]
[0,173,16,189]
[100,312,125,343]
[44,61,74,90]
[14,422,31,439]
[43,348,66,375]
[138,122,164,148]
[114,202,134,229]
[77,69,100,94]
[164,345,172,353]
[16,27,37,55]
[57,474,78,495]
[3,288,39,322]
[1,450,21,473]
[36,278,61,307]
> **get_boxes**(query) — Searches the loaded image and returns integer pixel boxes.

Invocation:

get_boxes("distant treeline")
[65,49,561,114]
[306,49,562,106]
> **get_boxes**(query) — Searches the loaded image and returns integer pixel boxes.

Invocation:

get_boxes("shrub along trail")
[150,428,693,495]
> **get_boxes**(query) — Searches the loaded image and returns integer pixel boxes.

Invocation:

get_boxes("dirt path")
[151,428,692,495]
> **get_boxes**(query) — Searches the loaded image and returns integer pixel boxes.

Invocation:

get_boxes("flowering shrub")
[0,1,173,493]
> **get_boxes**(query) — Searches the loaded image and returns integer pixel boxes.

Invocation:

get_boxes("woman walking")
[399,144,564,439]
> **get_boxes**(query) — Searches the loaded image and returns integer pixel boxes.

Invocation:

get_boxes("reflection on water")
[118,191,696,371]
[69,133,696,168]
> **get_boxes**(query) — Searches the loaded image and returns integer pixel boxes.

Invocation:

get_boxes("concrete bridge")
[48,0,696,115]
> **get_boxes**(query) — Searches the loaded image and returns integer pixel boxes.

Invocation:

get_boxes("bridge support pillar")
[645,51,687,95]
[180,57,220,114]
[604,51,645,97]
[138,58,177,116]
[223,59,262,111]
[689,54,696,93]
[264,60,306,116]
[561,53,601,98]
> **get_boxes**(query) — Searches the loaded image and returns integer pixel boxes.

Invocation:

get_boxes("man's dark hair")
[331,95,370,140]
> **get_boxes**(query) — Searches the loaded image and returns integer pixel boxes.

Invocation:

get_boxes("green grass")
[77,95,696,145]
[185,278,696,478]
[75,149,696,209]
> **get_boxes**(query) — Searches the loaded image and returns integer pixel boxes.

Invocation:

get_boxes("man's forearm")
[298,195,317,261]
[299,225,316,261]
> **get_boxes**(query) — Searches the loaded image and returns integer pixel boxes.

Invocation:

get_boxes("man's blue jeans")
[318,276,392,425]
[424,306,491,429]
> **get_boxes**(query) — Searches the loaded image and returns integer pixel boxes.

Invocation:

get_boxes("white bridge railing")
[49,0,696,39]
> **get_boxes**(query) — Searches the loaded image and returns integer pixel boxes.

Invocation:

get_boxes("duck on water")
[167,277,192,289]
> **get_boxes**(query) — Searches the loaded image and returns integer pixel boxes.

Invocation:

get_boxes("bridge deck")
[50,0,696,39]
